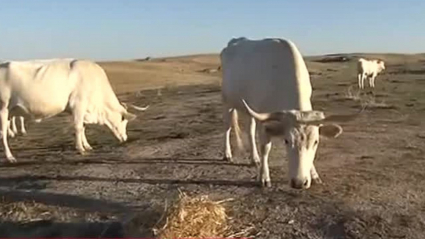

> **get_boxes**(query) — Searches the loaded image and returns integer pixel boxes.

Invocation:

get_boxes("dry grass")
[153,191,245,239]
[0,198,114,223]
[343,86,396,109]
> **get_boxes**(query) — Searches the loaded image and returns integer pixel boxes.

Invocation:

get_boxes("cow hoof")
[251,160,260,168]
[223,156,233,162]
[312,177,323,185]
[77,149,87,155]
[260,180,272,188]
[7,157,17,163]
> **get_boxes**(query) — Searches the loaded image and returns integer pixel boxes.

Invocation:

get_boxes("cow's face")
[377,60,385,72]
[107,109,136,143]
[263,121,341,189]
[241,100,360,189]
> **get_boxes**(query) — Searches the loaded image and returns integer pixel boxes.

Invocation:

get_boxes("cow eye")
[284,139,289,145]
[314,140,318,146]
[121,115,125,121]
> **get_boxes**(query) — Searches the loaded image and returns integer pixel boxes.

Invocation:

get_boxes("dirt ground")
[1,53,425,238]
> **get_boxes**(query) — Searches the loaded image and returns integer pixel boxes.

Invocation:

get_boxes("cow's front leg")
[73,110,87,154]
[310,164,322,185]
[258,126,272,187]
[371,73,377,88]
[1,108,16,162]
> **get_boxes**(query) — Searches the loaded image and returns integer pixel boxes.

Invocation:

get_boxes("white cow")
[221,37,358,189]
[0,59,149,162]
[357,58,385,89]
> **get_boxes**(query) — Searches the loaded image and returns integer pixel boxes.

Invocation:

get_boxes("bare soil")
[1,53,425,238]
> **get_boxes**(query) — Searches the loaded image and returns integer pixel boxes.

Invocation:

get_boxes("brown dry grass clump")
[154,191,232,239]
[0,198,114,223]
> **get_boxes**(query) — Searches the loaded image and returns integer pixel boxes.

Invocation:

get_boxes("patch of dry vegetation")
[153,191,254,239]
[343,86,396,109]
[0,198,115,223]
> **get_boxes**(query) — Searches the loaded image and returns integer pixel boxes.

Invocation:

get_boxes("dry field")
[1,53,425,238]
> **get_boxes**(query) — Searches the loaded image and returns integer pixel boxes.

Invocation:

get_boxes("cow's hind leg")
[248,117,260,167]
[19,116,27,135]
[223,107,233,161]
[368,75,374,88]
[1,107,16,162]
[81,127,93,151]
[10,117,18,136]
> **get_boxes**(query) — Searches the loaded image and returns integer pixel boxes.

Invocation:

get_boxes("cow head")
[377,60,385,72]
[107,103,149,143]
[242,100,360,189]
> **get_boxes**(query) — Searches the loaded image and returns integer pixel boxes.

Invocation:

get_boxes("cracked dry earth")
[0,54,425,238]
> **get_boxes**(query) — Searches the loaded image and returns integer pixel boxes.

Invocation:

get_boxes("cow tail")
[232,109,244,151]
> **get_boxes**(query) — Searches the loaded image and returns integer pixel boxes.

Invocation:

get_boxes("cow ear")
[319,124,342,138]
[263,120,287,137]
[122,112,136,121]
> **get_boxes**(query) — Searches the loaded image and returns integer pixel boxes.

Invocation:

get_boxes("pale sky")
[0,0,424,61]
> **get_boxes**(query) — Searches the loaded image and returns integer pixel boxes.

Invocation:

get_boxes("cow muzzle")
[290,178,310,189]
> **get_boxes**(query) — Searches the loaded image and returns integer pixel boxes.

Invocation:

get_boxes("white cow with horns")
[221,37,360,189]
[357,58,385,89]
[0,59,149,162]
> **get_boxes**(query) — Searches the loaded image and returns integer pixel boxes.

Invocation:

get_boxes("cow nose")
[290,178,309,189]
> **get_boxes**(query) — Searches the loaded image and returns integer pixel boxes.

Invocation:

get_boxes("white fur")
[357,58,386,89]
[221,37,344,189]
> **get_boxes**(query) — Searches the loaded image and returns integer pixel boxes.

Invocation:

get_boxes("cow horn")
[128,104,150,111]
[241,99,272,121]
[318,105,365,124]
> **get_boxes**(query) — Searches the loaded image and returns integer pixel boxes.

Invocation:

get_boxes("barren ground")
[1,53,425,238]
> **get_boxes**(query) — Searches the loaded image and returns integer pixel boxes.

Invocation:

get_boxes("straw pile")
[154,191,231,239]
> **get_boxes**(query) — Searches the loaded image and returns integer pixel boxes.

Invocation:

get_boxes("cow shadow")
[0,189,160,238]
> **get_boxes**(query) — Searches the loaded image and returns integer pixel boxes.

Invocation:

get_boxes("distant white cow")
[0,59,149,162]
[221,37,359,189]
[357,58,385,89]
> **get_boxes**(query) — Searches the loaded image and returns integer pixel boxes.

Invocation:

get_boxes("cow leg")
[258,125,272,187]
[19,116,27,135]
[368,75,373,88]
[10,117,18,135]
[248,117,260,167]
[223,107,233,161]
[7,119,15,138]
[371,73,377,88]
[310,164,322,185]
[72,108,87,154]
[81,127,92,151]
[1,108,16,162]
[357,73,363,89]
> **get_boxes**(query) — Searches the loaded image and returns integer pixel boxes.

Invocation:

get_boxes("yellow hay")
[154,192,231,239]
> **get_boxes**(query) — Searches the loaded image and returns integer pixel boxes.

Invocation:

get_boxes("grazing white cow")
[0,59,149,162]
[357,58,385,89]
[221,37,359,189]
